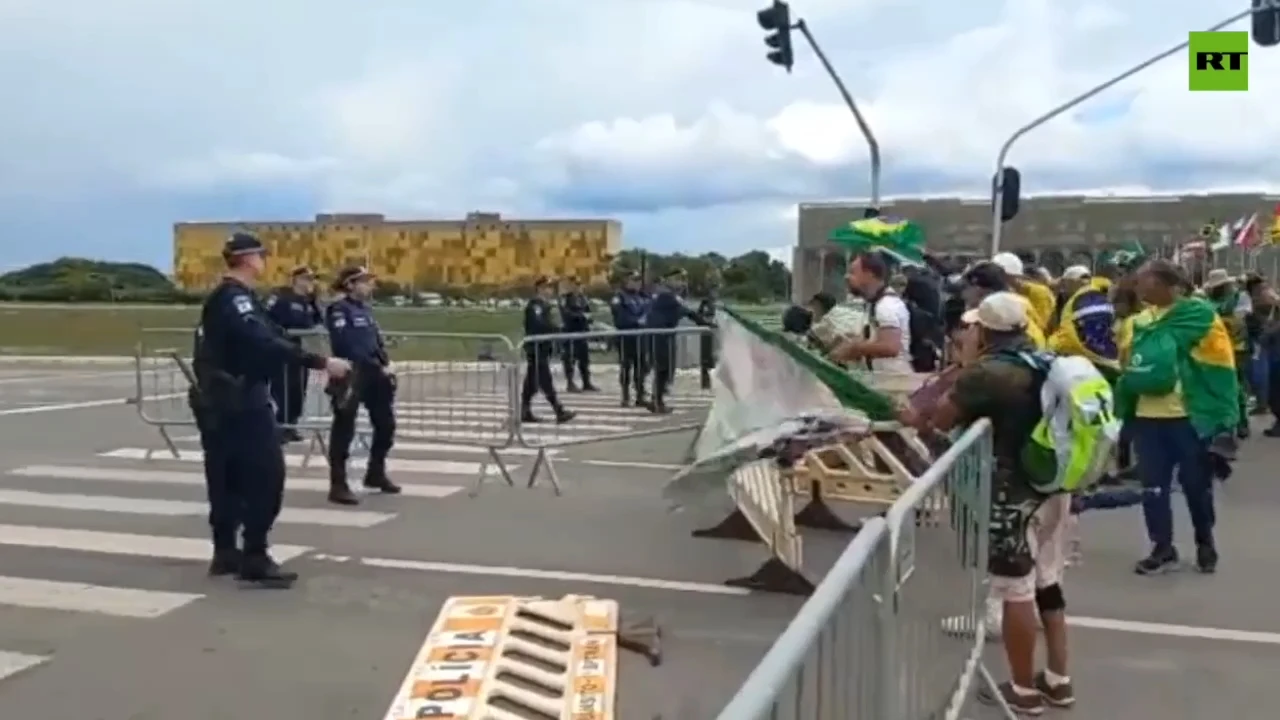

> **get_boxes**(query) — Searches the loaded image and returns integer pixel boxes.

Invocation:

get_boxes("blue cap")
[223,232,266,257]
[335,265,374,289]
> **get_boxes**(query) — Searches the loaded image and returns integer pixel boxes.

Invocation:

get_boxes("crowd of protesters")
[782,247,1279,716]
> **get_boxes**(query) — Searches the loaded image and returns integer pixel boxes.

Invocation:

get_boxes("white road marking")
[393,408,665,424]
[9,465,464,500]
[313,554,752,596]
[383,442,551,457]
[0,575,202,618]
[0,524,310,562]
[0,489,395,528]
[0,651,48,681]
[1070,616,1280,645]
[0,393,186,417]
[0,370,137,386]
[395,400,671,416]
[578,459,682,471]
[99,448,511,476]
[310,416,636,432]
[393,428,602,443]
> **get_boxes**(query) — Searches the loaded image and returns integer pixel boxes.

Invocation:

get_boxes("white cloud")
[1,0,1276,269]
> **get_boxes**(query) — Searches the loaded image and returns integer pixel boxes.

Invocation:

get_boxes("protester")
[1115,260,1238,575]
[992,252,1055,331]
[902,292,1073,714]
[830,252,914,372]
[1203,269,1252,438]
[804,292,864,355]
[1244,274,1279,425]
[960,262,1047,349]
[1047,266,1120,382]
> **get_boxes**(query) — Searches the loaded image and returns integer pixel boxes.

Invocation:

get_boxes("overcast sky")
[2,0,1276,270]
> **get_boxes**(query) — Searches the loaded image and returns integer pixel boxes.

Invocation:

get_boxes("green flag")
[828,217,926,266]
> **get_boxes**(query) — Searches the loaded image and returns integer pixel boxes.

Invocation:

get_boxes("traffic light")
[1254,0,1280,48]
[757,1,794,71]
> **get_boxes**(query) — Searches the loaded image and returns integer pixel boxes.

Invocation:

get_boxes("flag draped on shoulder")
[828,217,926,267]
[663,306,895,510]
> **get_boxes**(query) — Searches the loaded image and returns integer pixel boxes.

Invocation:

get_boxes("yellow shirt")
[1012,294,1047,348]
[1017,281,1056,332]
[1131,306,1187,418]
[1116,315,1137,366]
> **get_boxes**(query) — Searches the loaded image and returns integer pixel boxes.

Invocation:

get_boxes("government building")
[172,212,622,292]
[792,191,1280,301]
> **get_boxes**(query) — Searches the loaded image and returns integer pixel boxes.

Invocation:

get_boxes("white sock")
[1010,682,1037,696]
[1043,669,1070,686]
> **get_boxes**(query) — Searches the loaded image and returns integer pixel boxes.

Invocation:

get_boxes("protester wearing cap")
[642,267,700,413]
[1203,268,1252,438]
[901,292,1075,713]
[192,232,352,588]
[960,262,1046,349]
[1047,265,1120,381]
[265,265,323,440]
[610,272,651,407]
[992,252,1055,331]
[521,276,577,424]
[324,265,402,505]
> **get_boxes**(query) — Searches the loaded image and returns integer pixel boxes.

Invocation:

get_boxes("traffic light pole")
[794,20,882,208]
[989,7,1255,255]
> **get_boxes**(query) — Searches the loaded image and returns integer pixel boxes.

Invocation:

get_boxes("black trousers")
[1268,359,1280,423]
[651,337,676,403]
[197,391,286,556]
[561,339,590,385]
[523,350,562,412]
[269,362,308,426]
[618,337,648,398]
[328,373,397,481]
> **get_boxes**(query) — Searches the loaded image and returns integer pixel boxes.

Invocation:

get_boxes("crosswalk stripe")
[0,524,310,562]
[9,466,465,499]
[394,401,672,417]
[379,442,553,457]
[0,651,48,681]
[0,575,202,618]
[323,416,636,432]
[0,489,395,528]
[100,448,511,476]
[392,408,666,423]
[392,428,599,443]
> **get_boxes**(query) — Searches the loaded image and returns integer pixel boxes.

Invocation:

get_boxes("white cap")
[1062,265,1092,281]
[1203,268,1233,289]
[990,252,1024,277]
[961,291,1028,332]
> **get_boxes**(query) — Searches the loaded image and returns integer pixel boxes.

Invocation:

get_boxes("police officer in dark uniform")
[558,277,598,392]
[325,266,403,506]
[695,289,717,391]
[610,273,650,407]
[644,268,699,414]
[265,266,323,442]
[190,232,351,588]
[522,277,577,424]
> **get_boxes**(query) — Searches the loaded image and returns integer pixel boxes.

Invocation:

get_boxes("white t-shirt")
[868,292,914,373]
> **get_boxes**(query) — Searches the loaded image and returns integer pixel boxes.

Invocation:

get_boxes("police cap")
[223,232,266,258]
[334,265,374,290]
[534,275,557,288]
[290,265,315,279]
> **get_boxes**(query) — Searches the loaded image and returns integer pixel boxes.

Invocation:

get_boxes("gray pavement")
[0,362,1276,718]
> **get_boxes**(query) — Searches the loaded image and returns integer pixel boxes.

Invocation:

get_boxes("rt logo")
[1189,31,1249,91]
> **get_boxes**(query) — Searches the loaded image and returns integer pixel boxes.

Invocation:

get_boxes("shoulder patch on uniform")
[265,295,278,309]
[233,295,254,315]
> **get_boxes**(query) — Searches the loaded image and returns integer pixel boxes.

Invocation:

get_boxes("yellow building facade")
[173,212,623,292]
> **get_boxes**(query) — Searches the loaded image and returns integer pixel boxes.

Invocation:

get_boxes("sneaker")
[1135,546,1179,575]
[1033,671,1075,708]
[1195,543,1219,574]
[978,681,1045,716]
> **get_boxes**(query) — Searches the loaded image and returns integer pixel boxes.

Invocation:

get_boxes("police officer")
[265,266,323,442]
[325,266,402,506]
[644,268,699,414]
[611,273,650,407]
[558,277,598,392]
[522,277,577,423]
[695,288,717,391]
[191,232,351,588]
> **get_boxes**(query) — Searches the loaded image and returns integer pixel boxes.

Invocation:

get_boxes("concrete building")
[792,192,1280,301]
[173,212,622,292]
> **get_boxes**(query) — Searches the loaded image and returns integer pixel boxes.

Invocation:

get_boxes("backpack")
[864,287,941,372]
[996,350,1121,494]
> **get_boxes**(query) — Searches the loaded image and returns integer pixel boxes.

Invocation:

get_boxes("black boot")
[208,548,242,577]
[363,459,402,494]
[555,408,577,424]
[521,408,541,423]
[237,553,299,589]
[620,389,631,408]
[328,467,359,506]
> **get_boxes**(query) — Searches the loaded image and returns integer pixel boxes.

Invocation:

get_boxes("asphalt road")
[0,360,1277,719]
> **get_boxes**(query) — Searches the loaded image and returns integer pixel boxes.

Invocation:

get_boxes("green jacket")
[1114,297,1239,439]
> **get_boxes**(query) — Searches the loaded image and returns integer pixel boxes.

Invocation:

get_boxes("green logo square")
[1189,31,1249,91]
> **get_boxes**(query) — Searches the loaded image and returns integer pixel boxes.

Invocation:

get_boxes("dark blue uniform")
[696,296,717,390]
[325,293,399,502]
[521,295,571,421]
[558,290,596,390]
[265,287,322,429]
[192,274,326,586]
[644,282,698,411]
[610,288,650,405]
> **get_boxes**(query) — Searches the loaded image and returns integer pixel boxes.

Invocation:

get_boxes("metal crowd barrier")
[508,326,715,493]
[716,420,1008,720]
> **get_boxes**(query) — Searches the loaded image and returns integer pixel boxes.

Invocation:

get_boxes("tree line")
[0,250,794,305]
